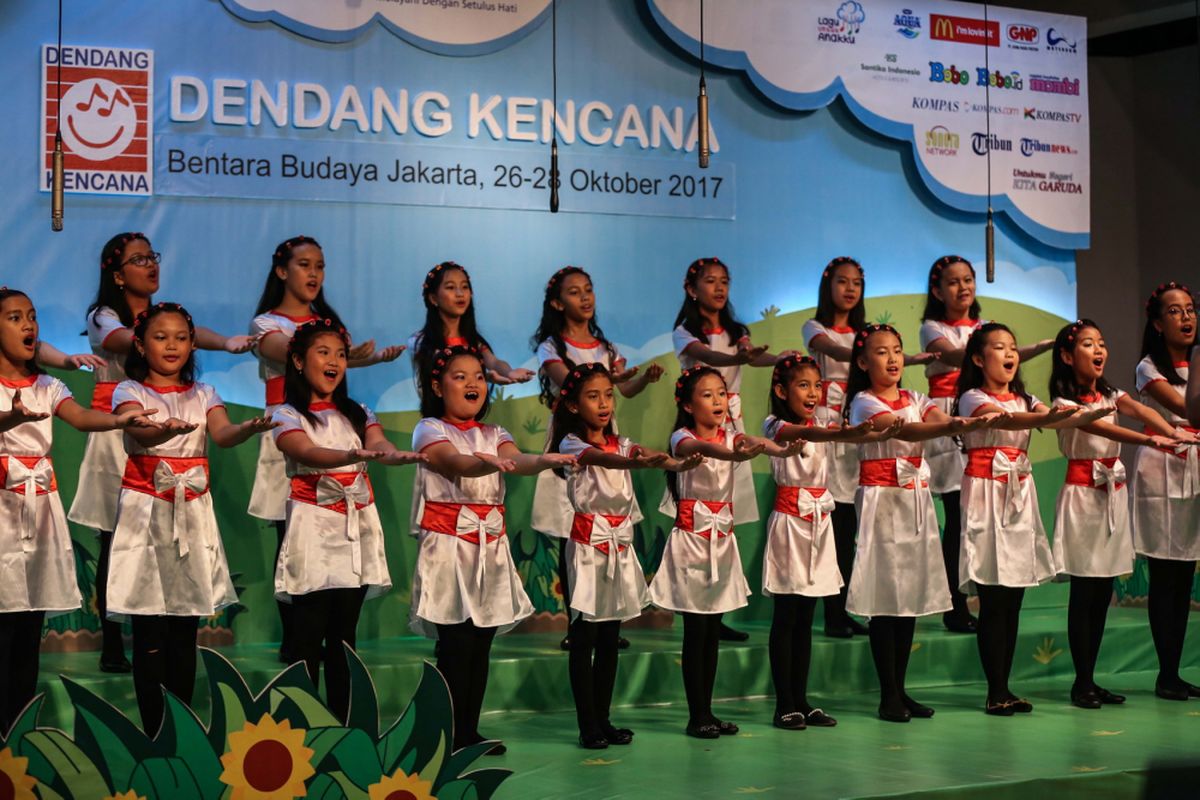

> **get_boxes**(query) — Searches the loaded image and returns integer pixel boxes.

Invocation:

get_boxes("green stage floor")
[33,605,1200,799]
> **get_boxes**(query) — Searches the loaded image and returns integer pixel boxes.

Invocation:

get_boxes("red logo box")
[930,14,1000,46]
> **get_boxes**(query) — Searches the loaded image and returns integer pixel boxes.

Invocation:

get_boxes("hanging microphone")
[51,132,64,232]
[985,208,996,283]
[550,138,559,213]
[698,76,709,169]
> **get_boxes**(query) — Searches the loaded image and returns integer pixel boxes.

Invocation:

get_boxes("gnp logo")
[40,45,153,195]
[894,8,920,39]
[817,2,866,45]
[1046,28,1078,54]
[1006,23,1039,51]
[929,14,999,46]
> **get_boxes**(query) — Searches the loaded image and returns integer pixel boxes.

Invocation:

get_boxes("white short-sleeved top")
[0,374,72,457]
[801,319,854,389]
[848,389,936,462]
[959,389,1041,451]
[250,310,319,402]
[920,318,985,396]
[1053,391,1126,460]
[536,337,621,396]
[763,414,827,488]
[669,427,738,503]
[1135,357,1189,427]
[113,381,223,458]
[559,433,638,517]
[86,307,132,411]
[673,325,742,394]
[412,417,514,505]
[271,402,381,477]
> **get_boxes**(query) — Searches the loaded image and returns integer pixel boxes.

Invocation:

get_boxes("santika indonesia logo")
[39,45,153,196]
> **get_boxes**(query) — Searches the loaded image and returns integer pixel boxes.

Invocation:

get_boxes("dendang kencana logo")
[894,8,920,39]
[818,1,866,45]
[40,45,153,195]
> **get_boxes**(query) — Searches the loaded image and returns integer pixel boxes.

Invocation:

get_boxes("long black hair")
[414,262,492,383]
[673,257,749,346]
[0,287,42,375]
[769,355,821,425]
[842,323,903,423]
[953,322,1034,414]
[1140,281,1194,387]
[814,257,867,330]
[124,302,198,385]
[254,236,346,325]
[418,345,492,422]
[87,232,150,330]
[283,318,368,441]
[922,255,982,322]
[667,365,724,501]
[530,266,617,408]
[548,362,614,477]
[1049,318,1116,402]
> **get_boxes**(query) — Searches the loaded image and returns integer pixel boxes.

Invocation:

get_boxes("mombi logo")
[930,14,999,46]
[1030,74,1080,96]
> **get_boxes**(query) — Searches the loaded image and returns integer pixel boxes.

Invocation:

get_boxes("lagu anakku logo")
[818,1,866,45]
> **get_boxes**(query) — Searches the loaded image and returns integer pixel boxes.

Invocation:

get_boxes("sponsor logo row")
[911,98,1083,124]
[923,127,1079,158]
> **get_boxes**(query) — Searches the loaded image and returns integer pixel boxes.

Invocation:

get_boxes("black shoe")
[773,711,806,730]
[560,635,571,652]
[902,695,935,718]
[711,718,739,735]
[99,655,132,674]
[847,618,870,636]
[578,731,609,749]
[1071,687,1102,709]
[985,699,1015,716]
[1155,682,1189,702]
[823,624,854,639]
[1185,681,1200,698]
[804,708,837,727]
[600,723,633,745]
[878,703,912,723]
[718,623,749,642]
[942,612,978,634]
[1095,686,1126,705]
[686,721,721,739]
[617,636,631,650]
[1004,695,1033,713]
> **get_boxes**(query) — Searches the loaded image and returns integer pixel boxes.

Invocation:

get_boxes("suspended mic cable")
[51,0,64,232]
[549,0,559,213]
[983,2,995,282]
[697,0,709,168]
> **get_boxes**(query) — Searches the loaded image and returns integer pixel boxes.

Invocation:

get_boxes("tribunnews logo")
[1020,137,1078,157]
[930,14,999,46]
[40,44,153,195]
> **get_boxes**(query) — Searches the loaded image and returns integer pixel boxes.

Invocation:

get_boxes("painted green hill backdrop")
[43,295,1192,651]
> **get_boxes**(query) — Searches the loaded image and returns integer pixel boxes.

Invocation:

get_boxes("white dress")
[0,375,81,614]
[409,418,533,633]
[801,319,858,504]
[559,433,649,621]
[761,414,843,597]
[846,390,952,617]
[67,306,130,531]
[247,310,318,521]
[1051,391,1136,578]
[957,390,1057,592]
[648,427,752,614]
[919,318,984,495]
[107,381,237,618]
[271,402,391,600]
[1131,357,1200,560]
[530,336,644,538]
[666,325,759,524]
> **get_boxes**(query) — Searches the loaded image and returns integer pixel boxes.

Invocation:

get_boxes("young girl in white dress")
[953,323,1104,715]
[919,256,1053,633]
[0,288,155,735]
[249,235,403,663]
[549,362,697,748]
[271,318,421,722]
[649,366,792,738]
[107,303,273,736]
[410,345,575,754]
[1132,283,1200,701]
[1048,318,1194,709]
[530,266,663,649]
[762,354,895,730]
[69,233,253,672]
[844,324,994,723]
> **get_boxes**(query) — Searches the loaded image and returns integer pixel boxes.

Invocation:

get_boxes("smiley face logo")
[60,77,137,161]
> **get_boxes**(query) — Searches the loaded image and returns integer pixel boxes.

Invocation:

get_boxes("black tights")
[291,587,367,724]
[939,492,970,619]
[975,585,1026,702]
[437,621,498,749]
[1067,576,1113,691]
[868,616,917,714]
[131,615,198,736]
[568,618,621,735]
[557,539,573,631]
[681,612,723,724]
[0,611,45,736]
[822,503,857,628]
[96,529,126,662]
[1147,557,1196,689]
[770,596,817,715]
[274,521,294,659]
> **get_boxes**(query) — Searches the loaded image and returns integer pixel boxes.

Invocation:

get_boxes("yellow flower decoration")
[367,768,436,800]
[103,792,146,800]
[0,747,38,800]
[219,714,315,800]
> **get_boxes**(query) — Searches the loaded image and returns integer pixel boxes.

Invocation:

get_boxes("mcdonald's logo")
[930,14,999,46]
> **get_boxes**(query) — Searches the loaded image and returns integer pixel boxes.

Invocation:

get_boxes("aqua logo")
[894,8,920,39]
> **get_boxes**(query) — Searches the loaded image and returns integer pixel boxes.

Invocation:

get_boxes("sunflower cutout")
[219,713,315,800]
[0,747,38,800]
[367,767,436,800]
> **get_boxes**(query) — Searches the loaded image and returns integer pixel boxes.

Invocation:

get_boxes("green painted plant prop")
[1,648,510,800]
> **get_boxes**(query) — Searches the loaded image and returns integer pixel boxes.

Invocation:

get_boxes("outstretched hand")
[5,390,50,423]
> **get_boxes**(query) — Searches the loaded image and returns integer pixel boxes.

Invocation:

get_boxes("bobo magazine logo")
[40,45,153,196]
